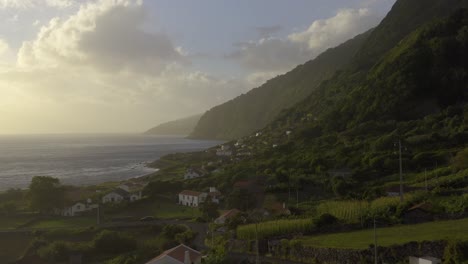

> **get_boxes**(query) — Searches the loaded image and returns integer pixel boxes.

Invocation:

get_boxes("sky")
[0,0,396,134]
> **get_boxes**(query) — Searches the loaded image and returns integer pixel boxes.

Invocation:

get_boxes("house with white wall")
[102,184,143,204]
[216,145,232,156]
[56,199,98,217]
[178,190,207,207]
[102,188,130,203]
[183,168,205,180]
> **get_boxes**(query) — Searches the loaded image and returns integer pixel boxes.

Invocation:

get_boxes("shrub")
[237,219,314,240]
[37,241,70,262]
[443,240,468,264]
[162,224,188,239]
[314,213,339,229]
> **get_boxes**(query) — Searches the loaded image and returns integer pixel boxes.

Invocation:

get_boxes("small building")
[57,199,98,217]
[178,190,207,207]
[216,145,232,156]
[184,168,205,180]
[145,244,202,264]
[403,202,433,224]
[409,256,441,264]
[214,209,241,225]
[208,187,222,204]
[102,185,142,204]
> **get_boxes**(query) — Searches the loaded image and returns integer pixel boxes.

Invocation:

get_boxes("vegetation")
[298,218,468,249]
[190,30,371,139]
[28,176,65,214]
[237,218,314,240]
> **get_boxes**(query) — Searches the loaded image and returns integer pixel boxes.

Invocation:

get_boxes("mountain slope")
[242,7,468,183]
[144,114,202,136]
[352,0,468,70]
[189,31,372,140]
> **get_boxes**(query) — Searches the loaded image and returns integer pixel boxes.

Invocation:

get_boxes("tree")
[452,148,468,171]
[28,176,65,214]
[227,189,255,211]
[1,202,17,216]
[200,198,219,221]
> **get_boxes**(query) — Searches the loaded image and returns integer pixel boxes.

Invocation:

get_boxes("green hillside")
[190,0,468,141]
[189,30,371,140]
[202,4,468,199]
[262,8,468,172]
[144,114,202,136]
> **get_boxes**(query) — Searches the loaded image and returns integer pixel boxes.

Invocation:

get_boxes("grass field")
[0,214,36,230]
[299,218,468,249]
[0,233,33,263]
[28,216,96,229]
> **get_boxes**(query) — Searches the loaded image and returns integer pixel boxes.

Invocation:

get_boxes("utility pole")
[255,222,260,264]
[97,203,101,225]
[425,168,428,192]
[398,139,404,202]
[374,217,378,264]
[296,185,299,207]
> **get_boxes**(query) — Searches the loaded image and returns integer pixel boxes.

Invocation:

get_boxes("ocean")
[0,134,222,191]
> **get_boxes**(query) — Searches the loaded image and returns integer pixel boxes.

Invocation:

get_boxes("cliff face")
[145,114,202,136]
[189,31,371,140]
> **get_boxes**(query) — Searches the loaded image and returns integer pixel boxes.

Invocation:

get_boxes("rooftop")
[145,244,201,264]
[179,190,204,196]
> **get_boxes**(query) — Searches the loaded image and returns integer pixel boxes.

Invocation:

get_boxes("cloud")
[17,0,184,74]
[0,39,10,56]
[0,0,249,133]
[0,0,73,9]
[229,8,380,74]
[288,8,378,50]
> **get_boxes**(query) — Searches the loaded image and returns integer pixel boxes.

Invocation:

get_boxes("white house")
[409,256,441,264]
[178,190,207,207]
[102,186,142,204]
[57,199,98,217]
[183,168,205,180]
[145,244,202,264]
[102,188,130,203]
[208,187,221,204]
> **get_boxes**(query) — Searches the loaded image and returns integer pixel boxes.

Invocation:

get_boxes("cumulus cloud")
[17,0,184,74]
[229,8,380,75]
[0,0,248,133]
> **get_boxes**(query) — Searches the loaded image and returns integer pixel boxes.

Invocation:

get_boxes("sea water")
[0,134,222,191]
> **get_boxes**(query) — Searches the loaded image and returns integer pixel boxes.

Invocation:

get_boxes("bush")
[314,213,339,229]
[162,224,188,239]
[93,230,137,254]
[175,230,196,244]
[37,241,70,262]
[443,240,468,264]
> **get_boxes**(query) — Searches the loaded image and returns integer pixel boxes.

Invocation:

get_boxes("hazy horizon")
[0,0,395,134]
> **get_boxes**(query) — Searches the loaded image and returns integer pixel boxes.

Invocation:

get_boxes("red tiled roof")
[219,209,241,219]
[179,190,204,196]
[146,244,201,264]
[407,202,433,212]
